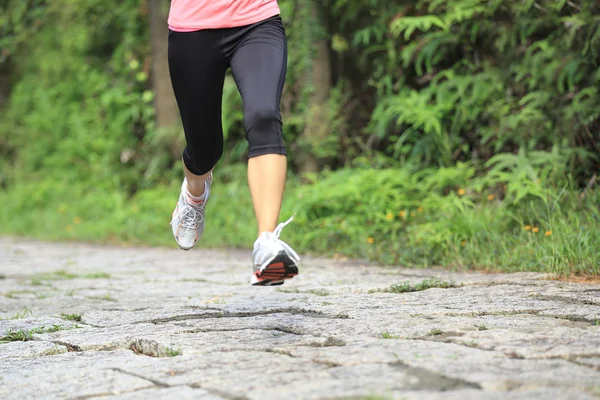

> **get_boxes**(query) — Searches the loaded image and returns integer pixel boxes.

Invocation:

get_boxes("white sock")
[186,182,207,203]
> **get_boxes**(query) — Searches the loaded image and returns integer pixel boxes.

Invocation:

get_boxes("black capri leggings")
[168,15,287,176]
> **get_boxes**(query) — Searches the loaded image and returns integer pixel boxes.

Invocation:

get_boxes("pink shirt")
[168,0,280,31]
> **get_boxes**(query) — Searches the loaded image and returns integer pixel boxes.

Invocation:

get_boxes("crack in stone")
[110,367,169,387]
[143,307,344,324]
[129,339,179,358]
[566,358,600,372]
[389,361,482,390]
[549,314,600,325]
[427,309,547,319]
[430,309,599,325]
[532,294,600,307]
[179,326,306,336]
[415,331,466,341]
[535,353,600,371]
[311,358,342,368]
[404,335,513,357]
[264,348,297,358]
[263,326,305,336]
[418,335,600,365]
[462,281,547,288]
[301,337,346,348]
[73,383,159,399]
[44,338,179,358]
[188,383,250,400]
[51,340,82,352]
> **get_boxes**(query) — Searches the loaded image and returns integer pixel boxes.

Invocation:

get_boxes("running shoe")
[170,175,212,250]
[251,217,300,286]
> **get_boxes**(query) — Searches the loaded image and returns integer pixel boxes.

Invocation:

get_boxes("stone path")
[1,238,599,400]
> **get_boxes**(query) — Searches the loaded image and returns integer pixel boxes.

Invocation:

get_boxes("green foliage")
[9,308,33,320]
[0,324,68,343]
[286,163,599,276]
[2,164,598,277]
[0,0,172,193]
[324,0,599,180]
[381,331,400,339]
[165,346,182,357]
[1,0,599,278]
[60,314,82,322]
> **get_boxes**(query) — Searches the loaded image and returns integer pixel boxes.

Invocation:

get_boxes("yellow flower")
[487,194,495,201]
[399,210,407,218]
[525,226,532,231]
[367,237,375,244]
[385,212,394,221]
[417,206,424,212]
[65,224,73,232]
[461,240,467,247]
[73,216,81,225]
[532,227,540,233]
[545,230,552,236]
[457,189,466,196]
[410,211,416,217]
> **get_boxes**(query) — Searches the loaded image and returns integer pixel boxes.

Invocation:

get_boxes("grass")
[60,313,82,322]
[29,270,111,284]
[0,324,71,343]
[381,331,400,339]
[0,307,33,320]
[10,308,33,320]
[428,328,443,336]
[165,346,182,357]
[30,278,48,286]
[2,290,35,298]
[205,297,226,304]
[1,290,57,299]
[1,166,598,277]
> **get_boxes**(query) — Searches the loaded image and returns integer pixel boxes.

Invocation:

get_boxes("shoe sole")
[251,251,299,286]
[174,241,195,251]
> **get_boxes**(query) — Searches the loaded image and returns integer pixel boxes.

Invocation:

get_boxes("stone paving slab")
[1,237,599,400]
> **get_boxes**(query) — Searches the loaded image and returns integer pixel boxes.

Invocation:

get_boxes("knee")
[245,107,280,133]
[182,147,221,176]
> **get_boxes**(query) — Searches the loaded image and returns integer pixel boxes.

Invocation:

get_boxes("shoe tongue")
[260,232,275,240]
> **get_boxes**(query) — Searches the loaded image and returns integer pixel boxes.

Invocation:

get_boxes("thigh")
[229,17,288,133]
[168,30,228,152]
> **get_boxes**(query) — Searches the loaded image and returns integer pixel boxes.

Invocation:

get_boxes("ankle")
[186,182,206,198]
[257,228,275,238]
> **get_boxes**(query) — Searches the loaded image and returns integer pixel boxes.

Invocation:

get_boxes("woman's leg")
[168,29,227,249]
[230,17,299,285]
[247,154,286,235]
[229,17,288,237]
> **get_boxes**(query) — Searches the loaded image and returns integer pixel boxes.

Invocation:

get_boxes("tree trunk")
[297,1,332,175]
[0,65,11,111]
[149,0,179,129]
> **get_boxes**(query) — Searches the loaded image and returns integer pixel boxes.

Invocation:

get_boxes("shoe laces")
[171,200,205,233]
[265,216,300,264]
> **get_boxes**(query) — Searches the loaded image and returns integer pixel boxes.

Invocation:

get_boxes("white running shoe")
[251,217,300,286]
[170,175,212,250]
